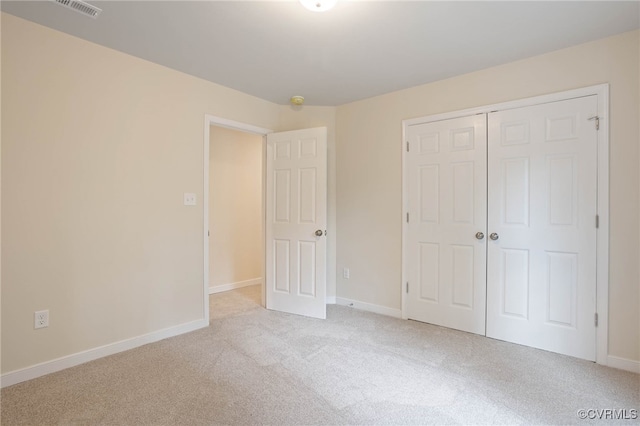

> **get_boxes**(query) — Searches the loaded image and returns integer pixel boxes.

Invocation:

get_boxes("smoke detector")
[290,96,305,106]
[50,0,102,19]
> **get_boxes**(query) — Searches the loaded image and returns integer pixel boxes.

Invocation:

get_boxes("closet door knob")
[315,229,323,237]
[475,232,485,240]
[489,233,499,241]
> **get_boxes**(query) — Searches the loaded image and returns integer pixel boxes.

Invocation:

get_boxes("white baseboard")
[0,318,208,389]
[606,355,640,374]
[336,297,402,319]
[326,296,337,304]
[209,278,262,294]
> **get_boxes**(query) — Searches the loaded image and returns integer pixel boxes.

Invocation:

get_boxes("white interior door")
[266,127,327,319]
[486,96,598,361]
[405,115,487,335]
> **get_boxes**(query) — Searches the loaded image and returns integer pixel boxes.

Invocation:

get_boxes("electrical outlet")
[34,310,49,329]
[183,193,197,206]
[343,267,350,279]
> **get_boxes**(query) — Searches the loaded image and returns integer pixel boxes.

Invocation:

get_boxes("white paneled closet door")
[486,96,598,361]
[405,115,488,335]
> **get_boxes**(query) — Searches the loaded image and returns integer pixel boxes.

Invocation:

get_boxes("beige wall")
[336,30,640,362]
[0,12,3,375]
[0,14,282,374]
[209,127,262,289]
[1,13,339,376]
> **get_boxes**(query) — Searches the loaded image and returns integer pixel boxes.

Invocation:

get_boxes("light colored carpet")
[1,285,638,425]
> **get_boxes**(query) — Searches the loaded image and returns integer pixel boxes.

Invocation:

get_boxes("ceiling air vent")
[50,0,102,19]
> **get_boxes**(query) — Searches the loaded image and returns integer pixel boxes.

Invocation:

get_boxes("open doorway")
[208,126,263,295]
[203,116,272,321]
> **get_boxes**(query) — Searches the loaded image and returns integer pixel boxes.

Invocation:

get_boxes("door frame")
[203,115,273,320]
[401,84,609,365]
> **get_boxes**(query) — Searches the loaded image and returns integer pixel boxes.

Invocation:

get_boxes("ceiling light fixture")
[299,0,338,13]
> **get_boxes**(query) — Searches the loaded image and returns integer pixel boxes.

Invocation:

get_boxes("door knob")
[475,232,485,240]
[489,233,499,241]
[315,230,323,237]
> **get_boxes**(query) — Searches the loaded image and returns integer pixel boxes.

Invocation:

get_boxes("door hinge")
[406,282,409,293]
[588,115,600,130]
[406,212,409,223]
[595,313,599,327]
[406,141,410,152]
[208,230,210,237]
[596,215,599,229]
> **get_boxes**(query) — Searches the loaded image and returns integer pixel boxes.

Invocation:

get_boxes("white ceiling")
[2,1,639,106]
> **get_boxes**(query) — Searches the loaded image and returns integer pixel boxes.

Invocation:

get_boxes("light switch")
[184,193,197,206]
[343,268,350,279]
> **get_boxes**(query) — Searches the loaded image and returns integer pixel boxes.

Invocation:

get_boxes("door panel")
[502,157,529,226]
[486,96,598,361]
[451,244,474,308]
[266,127,327,319]
[419,242,439,302]
[406,115,487,335]
[501,248,529,319]
[274,240,290,292]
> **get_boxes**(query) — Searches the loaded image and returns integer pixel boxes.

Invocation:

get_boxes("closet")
[403,91,600,361]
